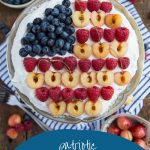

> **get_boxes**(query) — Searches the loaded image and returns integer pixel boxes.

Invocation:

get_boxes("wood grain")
[0,0,150,149]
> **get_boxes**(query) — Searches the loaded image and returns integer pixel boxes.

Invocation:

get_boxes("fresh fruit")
[15,124,25,133]
[87,0,100,12]
[107,126,120,135]
[134,139,147,149]
[103,29,115,42]
[85,100,103,117]
[49,87,62,102]
[80,72,96,88]
[75,0,87,11]
[67,101,84,117]
[74,43,92,59]
[38,58,50,72]
[23,120,33,131]
[101,86,114,100]
[115,27,129,42]
[90,27,103,42]
[51,57,64,70]
[92,59,105,71]
[92,42,109,58]
[6,128,18,139]
[45,71,61,87]
[114,71,131,86]
[131,124,146,139]
[62,72,80,88]
[118,57,130,69]
[49,101,66,117]
[91,11,105,27]
[35,87,49,102]
[130,0,137,4]
[117,117,132,130]
[72,11,90,28]
[74,88,87,100]
[8,114,22,127]
[23,57,37,72]
[120,130,133,141]
[100,2,112,13]
[106,58,118,70]
[97,71,114,86]
[105,14,122,28]
[78,59,91,72]
[76,29,89,44]
[61,88,74,103]
[87,86,100,102]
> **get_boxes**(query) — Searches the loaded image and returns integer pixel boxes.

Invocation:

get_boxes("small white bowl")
[0,0,35,9]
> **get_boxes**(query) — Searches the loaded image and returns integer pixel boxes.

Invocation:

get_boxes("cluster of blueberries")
[0,22,10,36]
[2,0,31,5]
[19,0,76,57]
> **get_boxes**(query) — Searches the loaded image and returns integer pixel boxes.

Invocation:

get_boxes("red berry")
[101,86,114,100]
[87,0,100,12]
[92,59,105,71]
[74,88,87,100]
[115,27,129,42]
[15,123,25,133]
[23,120,33,131]
[61,88,74,103]
[49,87,61,102]
[130,0,137,4]
[78,59,91,72]
[23,57,37,72]
[35,87,49,102]
[103,29,115,42]
[38,58,50,72]
[64,56,77,71]
[118,57,130,69]
[100,2,112,13]
[87,86,100,102]
[75,0,87,11]
[51,57,64,70]
[76,29,89,44]
[106,58,118,70]
[90,27,103,42]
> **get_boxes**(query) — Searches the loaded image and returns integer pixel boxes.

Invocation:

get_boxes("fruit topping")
[38,58,50,72]
[87,0,100,12]
[74,88,87,100]
[90,27,103,42]
[103,28,115,42]
[92,59,105,71]
[76,29,89,44]
[49,87,62,102]
[106,58,118,70]
[101,86,114,100]
[78,59,91,72]
[100,2,112,13]
[118,57,130,69]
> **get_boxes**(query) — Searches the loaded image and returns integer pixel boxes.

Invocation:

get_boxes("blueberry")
[47,50,56,57]
[65,8,72,16]
[65,17,72,25]
[62,0,71,8]
[37,32,46,40]
[40,36,48,46]
[59,5,66,13]
[33,44,42,54]
[24,45,32,53]
[52,18,59,26]
[27,23,33,31]
[48,33,56,39]
[59,49,67,55]
[47,25,55,32]
[47,39,55,47]
[33,18,42,25]
[47,15,54,23]
[21,37,29,45]
[55,27,63,34]
[42,46,50,54]
[55,39,64,48]
[63,42,70,51]
[19,48,28,57]
[51,8,59,17]
[31,25,41,33]
[38,52,45,57]
[59,22,65,28]
[65,25,75,34]
[23,114,31,121]
[31,40,39,45]
[54,4,61,9]
[26,32,35,42]
[67,36,75,44]
[60,31,69,39]
[41,21,49,32]
[68,44,74,54]
[58,13,66,22]
[14,0,21,5]
[52,47,60,54]
[29,52,36,57]
[45,8,53,16]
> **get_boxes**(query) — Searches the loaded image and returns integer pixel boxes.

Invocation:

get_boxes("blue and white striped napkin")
[0,0,150,130]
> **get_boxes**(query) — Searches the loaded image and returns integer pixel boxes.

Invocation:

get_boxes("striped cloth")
[0,0,150,130]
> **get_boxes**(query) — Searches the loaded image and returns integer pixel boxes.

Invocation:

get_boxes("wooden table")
[0,0,150,149]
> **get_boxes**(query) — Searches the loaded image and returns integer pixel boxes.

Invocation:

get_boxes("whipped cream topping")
[11,0,139,118]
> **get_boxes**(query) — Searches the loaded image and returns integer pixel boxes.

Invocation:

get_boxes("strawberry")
[118,57,130,69]
[78,59,91,72]
[106,58,118,70]
[61,88,74,103]
[38,58,50,72]
[23,57,37,72]
[75,0,87,11]
[100,2,112,13]
[101,86,114,100]
[90,27,103,42]
[76,29,89,44]
[64,56,77,71]
[92,59,105,71]
[87,0,100,12]
[74,88,87,100]
[51,57,64,70]
[103,29,115,42]
[49,87,61,102]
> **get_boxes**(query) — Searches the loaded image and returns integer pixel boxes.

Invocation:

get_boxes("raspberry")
[75,0,87,11]
[38,58,50,72]
[76,29,89,44]
[15,124,25,133]
[115,27,129,42]
[23,120,33,131]
[78,59,91,72]
[87,0,100,12]
[23,57,37,72]
[103,29,115,42]
[118,57,130,69]
[92,59,105,71]
[87,86,100,102]
[64,56,77,71]
[130,0,137,4]
[49,87,61,102]
[35,87,49,102]
[61,88,74,103]
[90,27,103,42]
[101,86,114,100]
[51,57,64,70]
[74,88,87,100]
[100,2,112,13]
[106,58,118,70]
